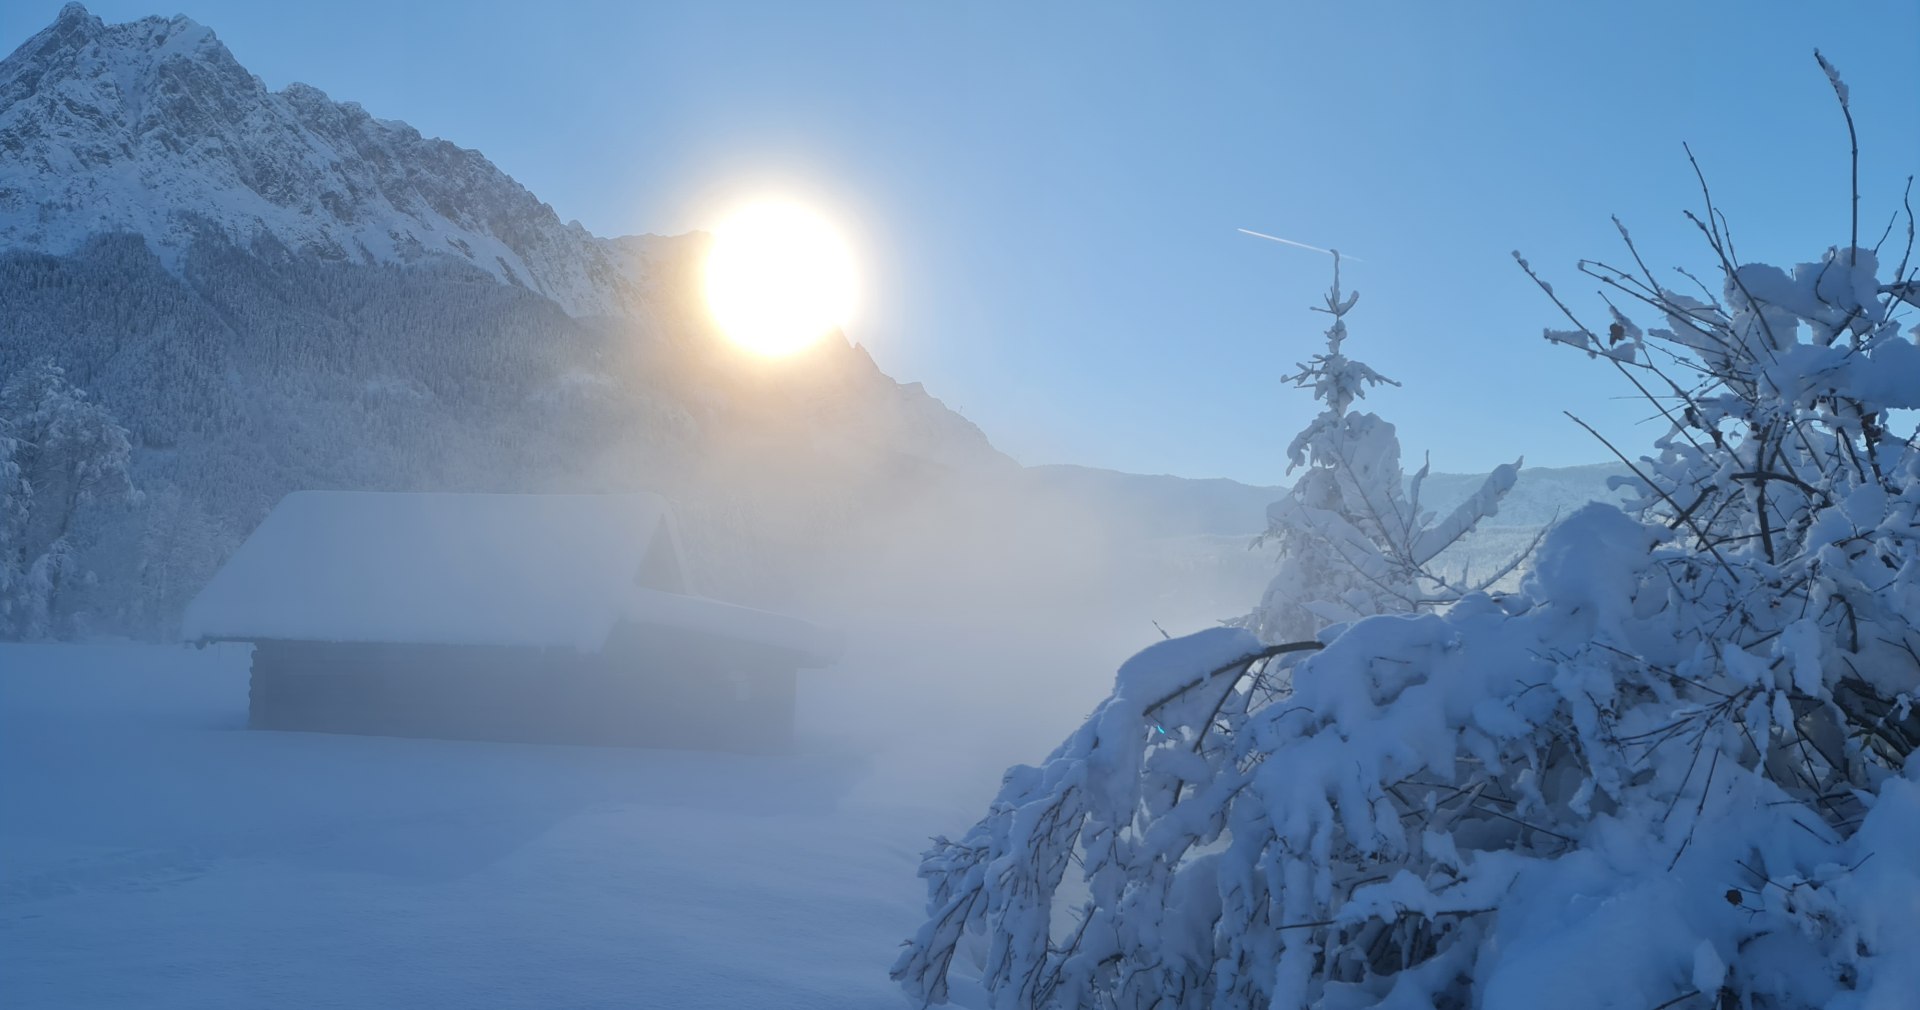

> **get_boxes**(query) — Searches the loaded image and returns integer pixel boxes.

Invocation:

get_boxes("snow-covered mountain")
[0,3,654,319]
[0,4,1007,471]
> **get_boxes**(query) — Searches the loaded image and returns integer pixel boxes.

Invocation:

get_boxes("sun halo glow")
[703,200,857,357]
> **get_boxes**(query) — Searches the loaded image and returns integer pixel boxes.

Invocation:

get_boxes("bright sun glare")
[703,200,857,357]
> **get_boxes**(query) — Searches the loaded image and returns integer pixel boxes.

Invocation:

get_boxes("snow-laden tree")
[53,480,238,640]
[1246,253,1525,644]
[0,358,138,639]
[127,484,235,639]
[897,58,1920,1010]
[0,419,27,629]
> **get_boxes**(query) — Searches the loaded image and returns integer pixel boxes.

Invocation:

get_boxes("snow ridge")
[0,3,650,319]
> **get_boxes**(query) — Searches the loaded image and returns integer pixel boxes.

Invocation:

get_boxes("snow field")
[1,642,952,1009]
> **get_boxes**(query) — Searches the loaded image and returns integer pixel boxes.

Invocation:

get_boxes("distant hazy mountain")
[1019,461,1633,635]
[1028,461,1629,538]
[1025,466,1287,538]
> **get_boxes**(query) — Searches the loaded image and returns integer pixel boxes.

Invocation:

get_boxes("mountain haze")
[0,5,1027,630]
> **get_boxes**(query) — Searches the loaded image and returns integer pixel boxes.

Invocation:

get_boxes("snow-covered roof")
[183,491,704,652]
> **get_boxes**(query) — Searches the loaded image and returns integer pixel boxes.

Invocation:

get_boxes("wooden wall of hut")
[247,638,798,753]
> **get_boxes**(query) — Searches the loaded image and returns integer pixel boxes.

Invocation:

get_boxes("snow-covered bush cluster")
[0,358,137,639]
[1244,253,1525,644]
[897,62,1920,1009]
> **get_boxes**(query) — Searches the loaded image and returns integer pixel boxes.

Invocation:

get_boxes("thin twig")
[1565,411,1732,573]
[1815,50,1859,264]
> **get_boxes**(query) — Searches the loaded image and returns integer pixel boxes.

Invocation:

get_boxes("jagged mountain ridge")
[1,3,648,318]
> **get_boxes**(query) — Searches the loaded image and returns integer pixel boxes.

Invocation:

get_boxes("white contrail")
[1237,228,1362,262]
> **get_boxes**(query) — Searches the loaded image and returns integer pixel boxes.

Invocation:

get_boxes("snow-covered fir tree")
[63,481,237,641]
[896,61,1920,1010]
[130,485,234,638]
[0,358,137,639]
[1246,253,1524,644]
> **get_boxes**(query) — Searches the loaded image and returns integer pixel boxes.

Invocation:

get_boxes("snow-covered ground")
[0,641,1021,1010]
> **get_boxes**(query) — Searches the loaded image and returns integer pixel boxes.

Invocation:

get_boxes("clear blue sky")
[6,2,1917,484]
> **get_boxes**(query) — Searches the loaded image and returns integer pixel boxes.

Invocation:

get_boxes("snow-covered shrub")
[896,57,1920,1010]
[1246,254,1525,644]
[0,358,138,639]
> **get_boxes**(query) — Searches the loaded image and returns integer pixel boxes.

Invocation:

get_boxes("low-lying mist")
[659,433,1616,820]
[661,443,1280,816]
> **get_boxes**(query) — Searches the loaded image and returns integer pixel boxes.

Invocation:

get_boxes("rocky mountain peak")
[0,4,644,318]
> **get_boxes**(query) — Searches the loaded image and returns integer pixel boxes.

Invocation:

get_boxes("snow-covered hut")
[182,491,836,752]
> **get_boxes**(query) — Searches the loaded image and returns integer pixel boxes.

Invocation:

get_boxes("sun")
[703,200,858,357]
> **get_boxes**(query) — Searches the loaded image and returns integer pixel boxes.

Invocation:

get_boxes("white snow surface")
[182,491,685,652]
[0,642,936,1009]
